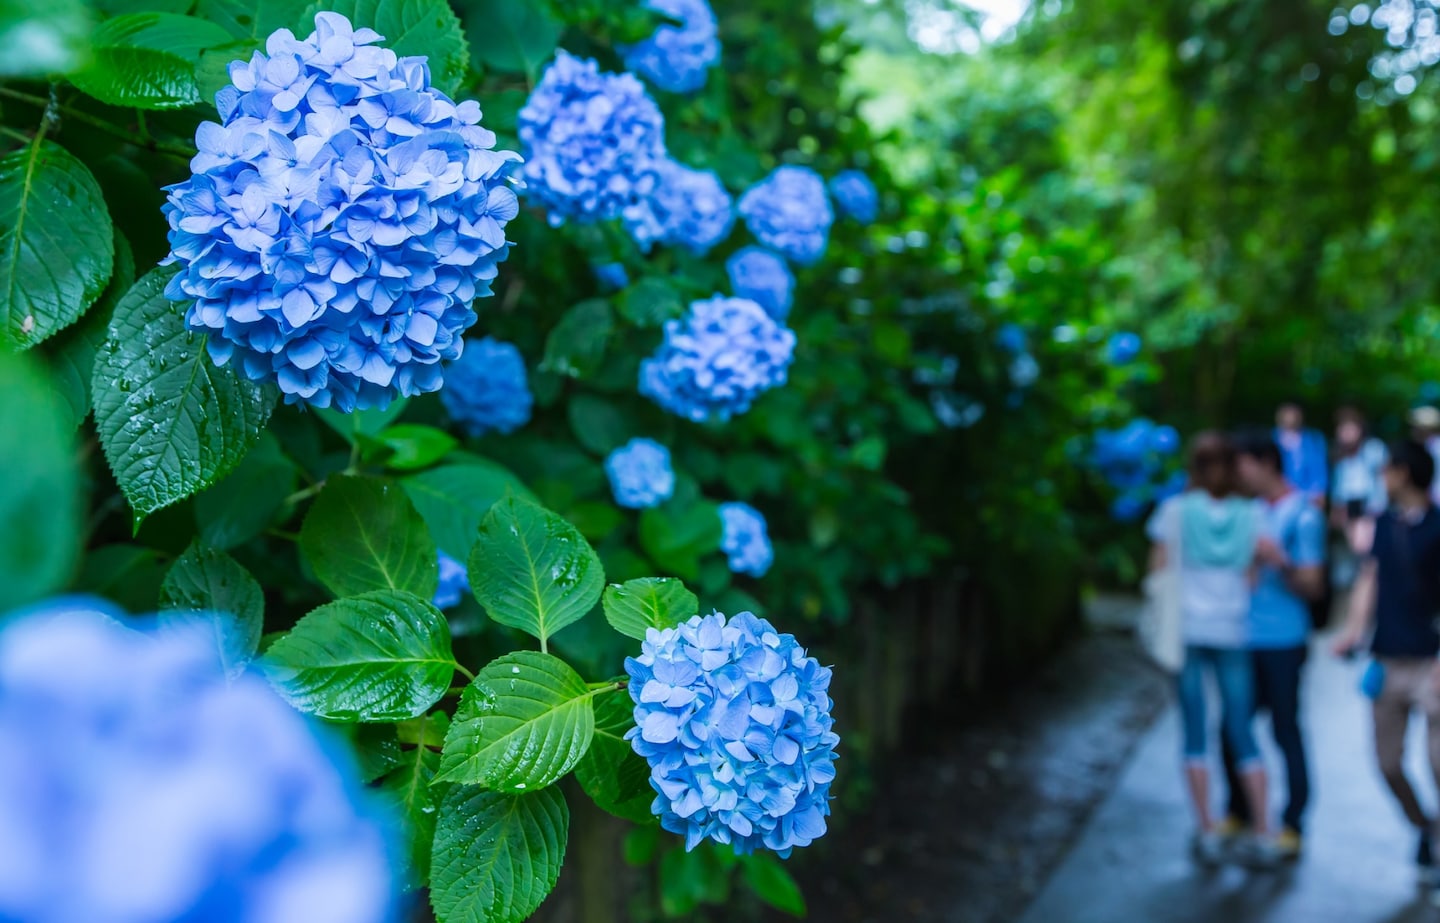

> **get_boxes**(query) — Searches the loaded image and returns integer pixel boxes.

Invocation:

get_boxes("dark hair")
[1387,439,1437,492]
[1232,428,1284,474]
[1188,430,1238,497]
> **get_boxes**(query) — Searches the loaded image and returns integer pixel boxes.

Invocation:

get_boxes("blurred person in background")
[1331,406,1389,587]
[1276,400,1332,630]
[1411,406,1440,507]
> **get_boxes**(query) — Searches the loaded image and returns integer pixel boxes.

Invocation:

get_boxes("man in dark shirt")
[1335,440,1440,885]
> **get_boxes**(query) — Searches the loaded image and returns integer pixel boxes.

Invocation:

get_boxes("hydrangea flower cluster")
[995,323,1028,354]
[593,262,629,291]
[433,551,469,609]
[719,501,773,577]
[605,438,676,509]
[162,12,522,412]
[621,0,721,94]
[439,336,532,437]
[0,598,395,923]
[1092,419,1184,521]
[1009,352,1040,389]
[626,159,734,254]
[828,169,878,224]
[518,51,666,227]
[639,296,795,423]
[624,611,838,855]
[1106,331,1142,366]
[737,166,833,265]
[931,391,985,429]
[725,246,794,321]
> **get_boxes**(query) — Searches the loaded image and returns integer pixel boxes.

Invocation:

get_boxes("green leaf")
[540,299,613,379]
[0,139,113,349]
[381,721,444,885]
[299,474,438,599]
[574,689,654,824]
[0,351,79,612]
[354,723,406,782]
[93,269,275,523]
[47,232,133,429]
[467,496,604,646]
[264,589,455,721]
[315,397,408,442]
[462,0,561,77]
[194,38,261,101]
[0,0,92,77]
[398,709,449,747]
[376,423,458,471]
[69,12,235,108]
[429,786,568,923]
[304,0,468,93]
[197,0,309,41]
[638,499,722,582]
[566,392,631,456]
[158,542,265,674]
[435,651,595,792]
[740,853,806,917]
[193,431,297,549]
[601,577,697,641]
[618,277,684,328]
[401,458,535,559]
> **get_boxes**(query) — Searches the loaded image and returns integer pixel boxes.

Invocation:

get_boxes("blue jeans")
[1222,646,1310,832]
[1177,645,1261,766]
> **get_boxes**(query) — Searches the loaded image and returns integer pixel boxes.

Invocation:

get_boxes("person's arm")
[1284,506,1327,601]
[1332,560,1378,656]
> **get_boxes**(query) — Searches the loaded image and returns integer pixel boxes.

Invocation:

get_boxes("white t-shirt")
[1147,494,1254,649]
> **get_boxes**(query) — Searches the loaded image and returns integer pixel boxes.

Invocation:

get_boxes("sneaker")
[1274,828,1303,862]
[1192,830,1225,866]
[1215,815,1246,842]
[1235,835,1284,869]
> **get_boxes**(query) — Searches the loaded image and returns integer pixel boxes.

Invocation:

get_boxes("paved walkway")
[1018,637,1439,923]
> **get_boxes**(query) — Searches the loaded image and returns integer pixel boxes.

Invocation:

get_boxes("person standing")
[1275,401,1330,507]
[1333,440,1440,888]
[1332,407,1389,589]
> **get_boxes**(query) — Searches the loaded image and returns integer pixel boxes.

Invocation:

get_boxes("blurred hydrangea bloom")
[163,12,522,412]
[593,262,629,291]
[624,610,838,855]
[931,391,985,429]
[725,246,793,321]
[1106,331,1142,366]
[639,296,795,423]
[828,170,878,224]
[432,551,468,610]
[626,158,734,254]
[1151,424,1180,455]
[719,501,773,577]
[737,166,833,265]
[518,51,665,227]
[995,323,1027,354]
[1008,353,1040,389]
[1111,491,1150,523]
[605,438,676,509]
[621,0,721,94]
[0,598,395,923]
[440,336,532,437]
[1092,419,1184,519]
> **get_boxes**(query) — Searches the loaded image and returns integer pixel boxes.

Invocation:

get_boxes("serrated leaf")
[401,457,535,559]
[601,577,697,641]
[574,689,655,825]
[467,496,604,646]
[430,786,568,923]
[618,276,683,328]
[461,0,560,77]
[265,589,456,721]
[0,351,79,612]
[304,0,468,93]
[740,854,806,916]
[540,299,613,379]
[70,12,234,108]
[0,0,91,77]
[381,721,444,886]
[355,723,407,782]
[299,474,438,599]
[158,542,264,674]
[0,140,113,349]
[47,233,133,429]
[193,431,297,549]
[196,0,310,41]
[566,392,631,456]
[435,651,594,792]
[93,269,275,523]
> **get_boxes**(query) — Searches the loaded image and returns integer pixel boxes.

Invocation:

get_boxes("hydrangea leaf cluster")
[0,598,395,923]
[1092,419,1184,520]
[725,246,794,321]
[605,437,676,509]
[828,169,878,224]
[439,336,533,437]
[162,12,523,412]
[626,158,734,254]
[639,296,795,423]
[518,51,666,228]
[624,611,838,856]
[432,550,469,609]
[736,166,833,266]
[621,0,721,94]
[1106,331,1142,366]
[719,501,773,577]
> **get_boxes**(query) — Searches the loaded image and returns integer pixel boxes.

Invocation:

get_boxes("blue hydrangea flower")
[605,438,676,509]
[518,51,666,227]
[0,598,395,923]
[931,391,985,429]
[1111,491,1150,523]
[725,246,793,321]
[719,501,773,577]
[162,12,523,413]
[639,296,795,423]
[828,170,878,224]
[736,166,833,266]
[626,158,734,254]
[1009,353,1040,389]
[1106,331,1142,365]
[624,610,838,855]
[1151,424,1180,455]
[1155,470,1188,501]
[594,262,629,291]
[995,323,1027,354]
[433,551,468,609]
[440,336,532,436]
[621,0,721,94]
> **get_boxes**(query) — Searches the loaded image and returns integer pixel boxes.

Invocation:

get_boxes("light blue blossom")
[1151,424,1180,455]
[719,501,773,577]
[931,391,985,429]
[594,262,629,291]
[725,246,793,321]
[518,50,666,227]
[0,598,395,923]
[828,170,878,224]
[624,611,838,855]
[605,438,676,509]
[639,296,795,423]
[163,12,522,412]
[736,166,833,266]
[995,323,1027,354]
[1111,491,1150,523]
[1106,331,1142,365]
[622,0,721,94]
[440,336,532,437]
[433,551,468,609]
[1009,353,1040,389]
[627,158,734,254]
